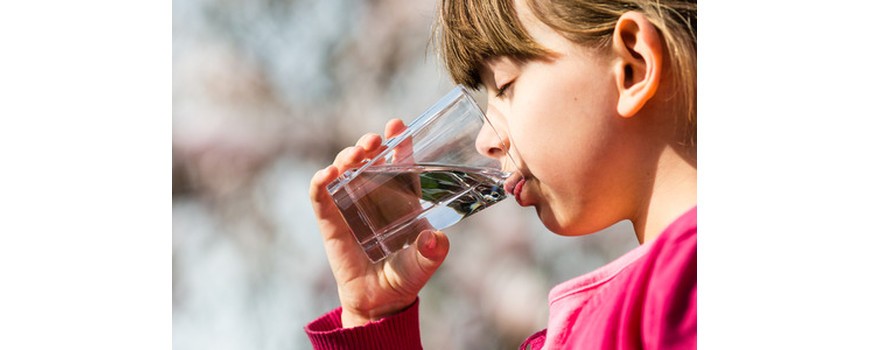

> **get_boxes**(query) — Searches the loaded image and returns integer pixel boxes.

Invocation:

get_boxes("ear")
[612,11,663,118]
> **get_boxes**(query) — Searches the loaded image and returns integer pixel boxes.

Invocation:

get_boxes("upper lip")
[503,171,525,197]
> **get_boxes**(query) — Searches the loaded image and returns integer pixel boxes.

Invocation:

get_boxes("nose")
[475,109,510,160]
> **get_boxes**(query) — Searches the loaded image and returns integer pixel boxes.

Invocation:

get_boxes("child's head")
[432,0,696,237]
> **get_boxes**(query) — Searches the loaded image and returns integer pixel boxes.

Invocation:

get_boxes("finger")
[384,119,407,139]
[356,133,387,162]
[415,230,449,267]
[384,119,413,164]
[355,133,383,153]
[308,166,362,244]
[308,165,372,270]
[367,120,407,167]
[309,165,340,218]
[332,146,366,171]
[391,230,450,286]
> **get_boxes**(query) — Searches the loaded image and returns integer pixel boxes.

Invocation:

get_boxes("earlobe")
[612,11,663,118]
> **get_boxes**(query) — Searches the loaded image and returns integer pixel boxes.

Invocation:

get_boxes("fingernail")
[424,231,437,250]
[417,230,432,251]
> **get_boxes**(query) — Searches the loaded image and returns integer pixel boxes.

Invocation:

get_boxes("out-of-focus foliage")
[172,0,638,348]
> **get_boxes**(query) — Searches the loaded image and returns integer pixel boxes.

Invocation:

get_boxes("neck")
[631,144,696,244]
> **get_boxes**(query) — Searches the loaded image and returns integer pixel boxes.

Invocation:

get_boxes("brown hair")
[431,0,697,148]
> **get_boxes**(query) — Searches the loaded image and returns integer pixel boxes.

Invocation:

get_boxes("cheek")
[508,63,620,231]
[511,92,588,208]
[512,73,613,182]
[515,58,612,131]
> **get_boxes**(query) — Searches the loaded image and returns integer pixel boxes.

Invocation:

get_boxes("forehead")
[513,0,578,58]
[514,0,558,45]
[435,0,549,88]
[478,1,583,78]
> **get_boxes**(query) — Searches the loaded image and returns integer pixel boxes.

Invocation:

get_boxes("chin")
[536,205,602,237]
[537,206,575,236]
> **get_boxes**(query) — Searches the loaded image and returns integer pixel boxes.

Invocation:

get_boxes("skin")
[477,2,697,243]
[308,0,696,327]
[309,119,450,328]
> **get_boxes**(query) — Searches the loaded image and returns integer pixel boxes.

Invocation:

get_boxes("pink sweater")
[306,207,697,349]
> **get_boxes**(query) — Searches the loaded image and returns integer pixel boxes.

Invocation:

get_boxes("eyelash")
[495,81,513,98]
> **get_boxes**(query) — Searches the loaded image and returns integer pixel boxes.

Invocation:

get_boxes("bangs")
[432,0,550,88]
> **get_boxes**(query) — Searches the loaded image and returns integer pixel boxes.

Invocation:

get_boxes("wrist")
[340,299,417,328]
[341,309,374,328]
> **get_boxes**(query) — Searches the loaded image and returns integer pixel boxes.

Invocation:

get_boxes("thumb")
[414,230,450,274]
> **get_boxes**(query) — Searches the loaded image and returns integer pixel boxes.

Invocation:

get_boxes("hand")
[309,118,450,328]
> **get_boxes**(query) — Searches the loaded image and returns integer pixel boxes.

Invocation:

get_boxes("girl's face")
[477,2,650,235]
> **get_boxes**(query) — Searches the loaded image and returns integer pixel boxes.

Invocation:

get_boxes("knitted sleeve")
[305,298,423,350]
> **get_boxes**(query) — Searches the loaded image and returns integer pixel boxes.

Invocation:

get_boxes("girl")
[307,0,696,348]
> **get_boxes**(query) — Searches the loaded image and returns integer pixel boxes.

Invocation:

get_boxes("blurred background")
[172,0,638,348]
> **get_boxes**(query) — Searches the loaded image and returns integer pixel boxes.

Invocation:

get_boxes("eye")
[495,80,514,98]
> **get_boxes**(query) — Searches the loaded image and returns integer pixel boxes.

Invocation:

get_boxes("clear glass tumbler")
[328,85,521,263]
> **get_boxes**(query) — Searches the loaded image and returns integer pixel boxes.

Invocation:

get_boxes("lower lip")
[513,178,526,206]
